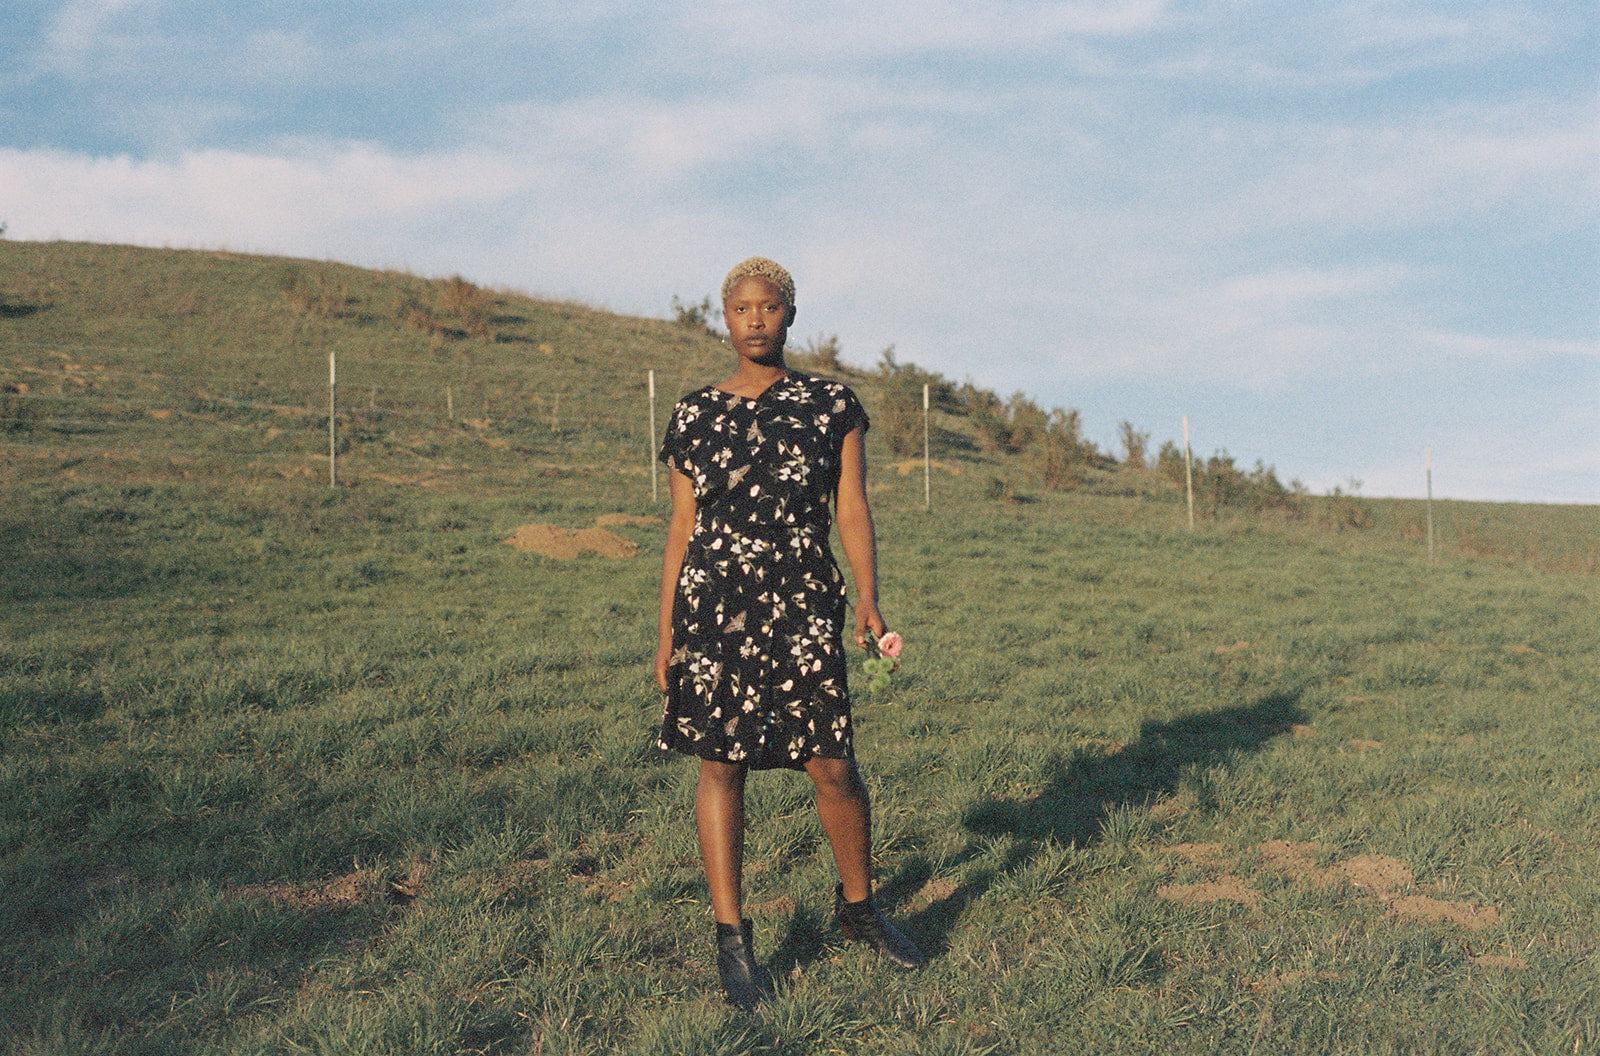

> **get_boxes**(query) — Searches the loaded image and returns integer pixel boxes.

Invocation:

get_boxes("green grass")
[2,242,1597,1054]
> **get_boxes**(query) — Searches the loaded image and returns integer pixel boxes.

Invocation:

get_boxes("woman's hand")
[653,639,672,692]
[854,602,887,651]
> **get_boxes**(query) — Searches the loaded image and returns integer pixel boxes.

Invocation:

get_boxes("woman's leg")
[807,755,926,968]
[804,755,873,902]
[696,759,748,926]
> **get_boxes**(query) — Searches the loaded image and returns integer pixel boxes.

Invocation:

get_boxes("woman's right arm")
[654,467,697,690]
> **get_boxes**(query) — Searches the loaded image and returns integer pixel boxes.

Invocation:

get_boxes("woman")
[654,256,924,1011]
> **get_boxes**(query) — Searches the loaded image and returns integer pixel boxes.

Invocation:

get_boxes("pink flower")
[877,631,903,659]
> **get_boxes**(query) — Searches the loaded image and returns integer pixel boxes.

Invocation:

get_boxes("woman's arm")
[834,426,886,647]
[654,467,697,690]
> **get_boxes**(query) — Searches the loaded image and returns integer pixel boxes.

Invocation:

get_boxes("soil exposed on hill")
[502,514,661,559]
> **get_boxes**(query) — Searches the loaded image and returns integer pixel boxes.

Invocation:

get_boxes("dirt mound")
[894,458,961,476]
[1158,840,1499,931]
[503,516,653,559]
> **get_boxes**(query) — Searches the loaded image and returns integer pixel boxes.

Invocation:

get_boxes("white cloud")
[34,0,152,73]
[0,145,525,261]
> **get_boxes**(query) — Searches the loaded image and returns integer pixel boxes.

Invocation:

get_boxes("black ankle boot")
[716,918,775,1011]
[834,884,926,969]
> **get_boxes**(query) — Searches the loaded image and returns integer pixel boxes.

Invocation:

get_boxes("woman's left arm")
[834,426,885,647]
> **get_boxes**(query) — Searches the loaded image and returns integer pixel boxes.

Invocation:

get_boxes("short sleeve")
[834,383,869,437]
[658,398,693,473]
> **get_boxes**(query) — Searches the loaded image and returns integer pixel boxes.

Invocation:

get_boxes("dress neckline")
[714,371,791,403]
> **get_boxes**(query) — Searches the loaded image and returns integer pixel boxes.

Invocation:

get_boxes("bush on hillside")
[874,346,960,457]
[1119,421,1150,469]
[1322,482,1374,531]
[439,276,496,340]
[1157,440,1187,487]
[670,294,716,335]
[281,266,350,319]
[796,333,844,373]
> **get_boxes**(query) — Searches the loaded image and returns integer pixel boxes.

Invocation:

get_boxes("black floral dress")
[657,373,869,770]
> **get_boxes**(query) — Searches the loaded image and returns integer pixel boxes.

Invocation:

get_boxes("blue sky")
[3,0,1595,503]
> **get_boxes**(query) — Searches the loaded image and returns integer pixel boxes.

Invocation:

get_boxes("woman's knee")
[807,757,865,799]
[698,759,747,792]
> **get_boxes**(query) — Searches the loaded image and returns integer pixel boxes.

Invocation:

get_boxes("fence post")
[327,352,337,488]
[649,369,659,503]
[1183,415,1194,529]
[922,383,931,512]
[1426,448,1435,566]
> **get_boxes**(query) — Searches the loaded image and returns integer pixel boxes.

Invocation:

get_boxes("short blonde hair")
[721,256,795,308]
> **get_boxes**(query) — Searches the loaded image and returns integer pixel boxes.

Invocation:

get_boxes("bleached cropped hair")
[721,256,795,308]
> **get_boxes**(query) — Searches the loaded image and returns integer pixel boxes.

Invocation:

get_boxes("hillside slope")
[2,240,1592,572]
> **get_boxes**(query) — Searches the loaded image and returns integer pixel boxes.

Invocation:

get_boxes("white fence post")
[328,351,337,488]
[1183,415,1194,529]
[1426,448,1436,565]
[922,382,931,512]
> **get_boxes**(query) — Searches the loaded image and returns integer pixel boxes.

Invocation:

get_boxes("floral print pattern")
[658,373,869,770]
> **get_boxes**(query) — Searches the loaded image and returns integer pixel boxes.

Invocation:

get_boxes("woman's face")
[722,276,794,363]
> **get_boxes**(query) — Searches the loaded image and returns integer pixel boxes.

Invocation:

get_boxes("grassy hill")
[1,242,1597,1054]
[3,240,1592,572]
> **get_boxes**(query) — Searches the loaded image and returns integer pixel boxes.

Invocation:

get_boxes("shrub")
[670,294,715,335]
[1156,440,1187,488]
[874,346,958,458]
[281,266,349,318]
[1038,408,1094,491]
[1119,421,1150,469]
[795,333,843,373]
[1323,481,1374,530]
[439,276,495,339]
[1192,452,1303,517]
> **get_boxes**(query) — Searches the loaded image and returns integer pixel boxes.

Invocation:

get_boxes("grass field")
[2,243,1597,1055]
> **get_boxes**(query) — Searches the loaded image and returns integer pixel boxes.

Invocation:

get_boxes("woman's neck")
[720,360,788,399]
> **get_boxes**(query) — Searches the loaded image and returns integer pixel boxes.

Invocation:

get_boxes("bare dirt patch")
[1249,969,1342,992]
[1388,895,1500,931]
[917,876,961,905]
[1338,853,1413,895]
[1256,840,1329,884]
[1157,877,1260,909]
[504,520,641,559]
[1165,843,1226,865]
[237,859,433,910]
[894,459,961,476]
[237,870,381,911]
[1158,840,1497,931]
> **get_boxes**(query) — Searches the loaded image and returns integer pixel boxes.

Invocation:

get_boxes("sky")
[2,0,1596,504]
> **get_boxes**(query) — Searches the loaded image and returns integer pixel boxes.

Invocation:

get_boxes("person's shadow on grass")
[771,689,1307,970]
